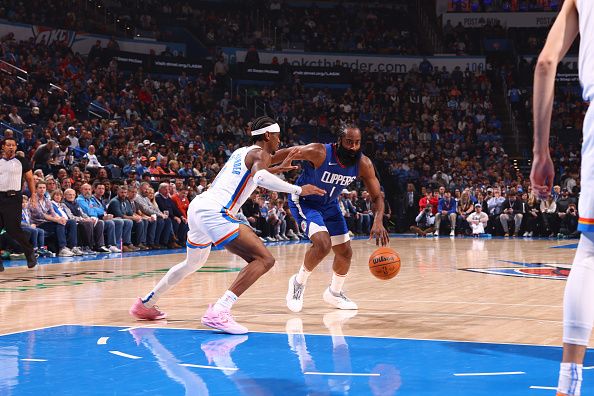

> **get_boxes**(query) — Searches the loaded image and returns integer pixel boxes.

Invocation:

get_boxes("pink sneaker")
[129,297,167,320]
[201,304,248,334]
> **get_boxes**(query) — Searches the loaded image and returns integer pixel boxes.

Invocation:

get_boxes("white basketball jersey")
[198,145,260,215]
[577,0,594,101]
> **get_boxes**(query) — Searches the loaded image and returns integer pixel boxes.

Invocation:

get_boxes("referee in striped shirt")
[0,137,38,271]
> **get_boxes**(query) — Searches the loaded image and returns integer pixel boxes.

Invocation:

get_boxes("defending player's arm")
[359,155,389,246]
[531,0,578,199]
[270,144,326,168]
[246,149,326,196]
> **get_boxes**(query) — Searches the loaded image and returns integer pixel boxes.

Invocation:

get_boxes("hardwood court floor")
[0,236,578,346]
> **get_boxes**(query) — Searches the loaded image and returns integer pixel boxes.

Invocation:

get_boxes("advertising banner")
[443,12,557,28]
[223,47,486,74]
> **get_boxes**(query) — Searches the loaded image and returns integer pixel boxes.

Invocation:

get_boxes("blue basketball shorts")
[288,198,350,246]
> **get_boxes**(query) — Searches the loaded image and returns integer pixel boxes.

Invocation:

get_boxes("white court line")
[0,324,65,337]
[118,324,160,332]
[235,312,562,324]
[2,297,563,309]
[454,371,525,377]
[584,366,594,370]
[97,337,109,345]
[529,386,557,390]
[20,358,47,362]
[109,350,142,359]
[304,372,380,377]
[180,363,238,371]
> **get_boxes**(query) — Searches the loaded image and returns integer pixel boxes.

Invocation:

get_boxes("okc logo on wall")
[32,26,76,47]
[462,260,570,280]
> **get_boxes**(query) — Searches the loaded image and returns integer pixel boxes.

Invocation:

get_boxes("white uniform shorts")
[578,106,594,232]
[186,197,241,250]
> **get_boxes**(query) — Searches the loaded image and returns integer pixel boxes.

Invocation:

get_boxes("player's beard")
[336,143,361,166]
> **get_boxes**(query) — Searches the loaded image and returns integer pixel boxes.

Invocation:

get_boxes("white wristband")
[253,169,302,195]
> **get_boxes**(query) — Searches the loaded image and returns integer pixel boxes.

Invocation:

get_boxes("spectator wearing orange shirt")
[171,186,190,219]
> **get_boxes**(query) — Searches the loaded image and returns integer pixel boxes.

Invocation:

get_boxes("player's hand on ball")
[370,222,390,246]
[300,184,326,196]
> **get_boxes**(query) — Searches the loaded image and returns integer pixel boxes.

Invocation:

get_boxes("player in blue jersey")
[273,124,389,312]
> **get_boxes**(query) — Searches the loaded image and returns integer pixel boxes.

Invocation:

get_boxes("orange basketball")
[369,247,401,280]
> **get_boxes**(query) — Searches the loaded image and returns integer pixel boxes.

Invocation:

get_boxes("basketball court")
[0,235,591,395]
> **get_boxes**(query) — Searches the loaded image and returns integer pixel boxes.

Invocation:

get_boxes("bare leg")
[331,241,352,276]
[224,224,275,297]
[303,231,332,272]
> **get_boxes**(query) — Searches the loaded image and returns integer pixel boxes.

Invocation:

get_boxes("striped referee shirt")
[0,155,30,191]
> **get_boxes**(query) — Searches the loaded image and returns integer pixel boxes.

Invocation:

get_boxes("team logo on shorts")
[462,260,570,280]
[300,221,307,233]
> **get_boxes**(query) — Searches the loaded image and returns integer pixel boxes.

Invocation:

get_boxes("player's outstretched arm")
[359,155,389,246]
[531,0,578,199]
[247,149,326,196]
[270,143,326,168]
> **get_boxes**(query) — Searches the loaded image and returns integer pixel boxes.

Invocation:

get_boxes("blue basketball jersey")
[294,143,359,206]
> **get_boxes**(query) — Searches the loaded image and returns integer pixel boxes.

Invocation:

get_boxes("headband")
[251,123,280,136]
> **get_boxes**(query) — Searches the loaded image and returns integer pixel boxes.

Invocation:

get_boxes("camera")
[424,208,431,213]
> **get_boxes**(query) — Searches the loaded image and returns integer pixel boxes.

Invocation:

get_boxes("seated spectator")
[155,182,186,248]
[500,192,525,237]
[134,182,171,249]
[63,188,110,253]
[107,185,139,252]
[126,185,150,250]
[559,202,580,238]
[487,188,505,234]
[456,190,474,235]
[355,190,373,235]
[523,193,540,237]
[434,190,457,236]
[20,195,51,257]
[29,181,80,257]
[171,185,190,220]
[468,203,489,236]
[76,183,121,253]
[410,203,436,237]
[51,189,95,255]
[540,194,559,237]
[339,189,356,235]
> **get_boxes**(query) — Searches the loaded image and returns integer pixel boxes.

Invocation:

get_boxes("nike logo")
[328,162,337,166]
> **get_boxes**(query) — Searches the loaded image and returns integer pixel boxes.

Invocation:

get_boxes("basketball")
[369,247,401,280]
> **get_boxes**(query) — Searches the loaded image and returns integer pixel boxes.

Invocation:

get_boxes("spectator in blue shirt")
[76,182,121,253]
[434,191,458,236]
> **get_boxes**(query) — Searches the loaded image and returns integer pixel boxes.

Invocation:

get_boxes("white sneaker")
[433,231,439,236]
[266,236,276,242]
[286,229,297,238]
[523,232,529,237]
[528,231,533,237]
[71,247,84,256]
[286,274,306,313]
[450,230,455,237]
[323,287,358,310]
[259,237,266,242]
[58,247,75,257]
[109,245,121,253]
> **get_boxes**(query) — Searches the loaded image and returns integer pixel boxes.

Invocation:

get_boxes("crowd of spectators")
[0,0,419,54]
[0,22,585,259]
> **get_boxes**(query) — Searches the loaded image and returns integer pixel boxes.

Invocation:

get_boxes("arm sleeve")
[253,169,302,195]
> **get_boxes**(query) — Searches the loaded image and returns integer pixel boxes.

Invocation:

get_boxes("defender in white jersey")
[531,1,594,394]
[129,116,325,334]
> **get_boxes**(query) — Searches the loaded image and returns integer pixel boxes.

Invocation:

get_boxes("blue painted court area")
[1,325,592,395]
